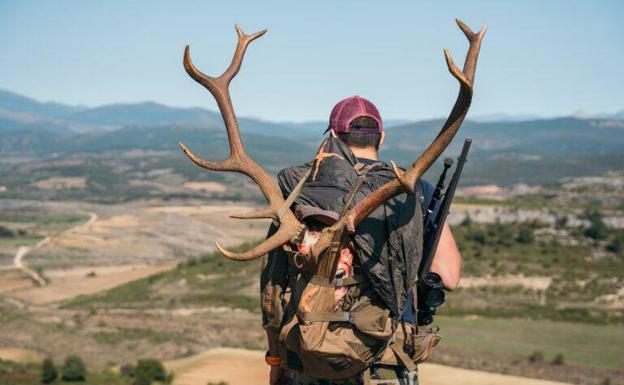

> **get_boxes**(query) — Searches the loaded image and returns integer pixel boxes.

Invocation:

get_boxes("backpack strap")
[276,166,313,223]
[388,338,418,372]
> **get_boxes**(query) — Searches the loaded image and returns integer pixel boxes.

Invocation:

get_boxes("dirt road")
[166,348,573,385]
[5,212,98,286]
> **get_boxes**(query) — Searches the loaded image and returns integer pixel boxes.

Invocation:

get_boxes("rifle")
[417,137,472,325]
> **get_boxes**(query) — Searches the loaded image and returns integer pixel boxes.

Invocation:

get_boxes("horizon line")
[1,86,622,125]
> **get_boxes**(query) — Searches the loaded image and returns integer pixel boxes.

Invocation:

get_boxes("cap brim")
[295,205,339,225]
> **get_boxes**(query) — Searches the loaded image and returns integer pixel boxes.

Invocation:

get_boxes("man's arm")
[430,221,462,290]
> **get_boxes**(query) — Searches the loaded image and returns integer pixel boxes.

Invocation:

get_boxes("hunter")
[262,96,462,385]
[178,20,484,385]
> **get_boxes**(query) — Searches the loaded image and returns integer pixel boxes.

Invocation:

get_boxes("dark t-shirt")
[357,158,435,323]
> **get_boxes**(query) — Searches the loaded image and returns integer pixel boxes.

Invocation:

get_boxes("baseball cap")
[325,95,383,134]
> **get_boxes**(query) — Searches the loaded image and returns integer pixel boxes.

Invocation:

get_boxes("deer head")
[179,20,487,271]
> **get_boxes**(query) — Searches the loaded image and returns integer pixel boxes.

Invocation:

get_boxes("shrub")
[41,358,58,384]
[0,225,14,238]
[468,229,487,245]
[461,214,473,226]
[132,359,171,385]
[528,350,544,363]
[606,233,624,254]
[516,226,534,244]
[552,353,564,365]
[61,355,86,381]
[120,363,135,378]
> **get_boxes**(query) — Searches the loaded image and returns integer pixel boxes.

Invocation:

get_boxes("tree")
[41,358,58,384]
[585,219,608,241]
[61,355,86,382]
[584,209,608,240]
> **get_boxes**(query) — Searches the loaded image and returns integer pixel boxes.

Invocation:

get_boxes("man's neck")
[350,146,379,161]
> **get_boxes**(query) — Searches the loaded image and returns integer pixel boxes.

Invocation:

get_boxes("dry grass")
[11,262,177,304]
[165,348,573,385]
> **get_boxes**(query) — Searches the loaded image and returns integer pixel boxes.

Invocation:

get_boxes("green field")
[0,237,44,246]
[436,316,624,370]
[0,213,88,224]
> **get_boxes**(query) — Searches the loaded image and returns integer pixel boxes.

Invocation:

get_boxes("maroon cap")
[327,96,383,134]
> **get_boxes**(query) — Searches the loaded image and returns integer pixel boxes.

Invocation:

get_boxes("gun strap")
[411,281,418,346]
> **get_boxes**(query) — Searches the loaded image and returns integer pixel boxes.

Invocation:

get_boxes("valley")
[1,89,623,385]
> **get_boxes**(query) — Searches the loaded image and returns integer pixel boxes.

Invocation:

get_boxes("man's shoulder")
[277,163,311,182]
[277,163,313,196]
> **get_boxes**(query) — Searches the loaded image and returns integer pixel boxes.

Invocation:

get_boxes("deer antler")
[309,19,486,263]
[179,25,304,261]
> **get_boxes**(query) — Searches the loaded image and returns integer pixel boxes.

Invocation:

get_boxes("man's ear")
[330,129,338,139]
[378,131,385,148]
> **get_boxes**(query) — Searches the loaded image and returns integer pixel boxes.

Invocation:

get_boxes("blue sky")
[0,0,622,122]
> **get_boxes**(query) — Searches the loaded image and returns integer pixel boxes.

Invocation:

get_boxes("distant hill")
[1,89,623,186]
[381,117,624,185]
[0,89,311,137]
[0,89,84,120]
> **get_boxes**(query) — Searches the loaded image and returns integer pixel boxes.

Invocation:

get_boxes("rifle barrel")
[420,137,472,277]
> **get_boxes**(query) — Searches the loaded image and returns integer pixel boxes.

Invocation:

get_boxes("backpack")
[276,138,440,379]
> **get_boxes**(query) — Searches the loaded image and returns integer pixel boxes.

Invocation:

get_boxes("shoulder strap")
[276,166,312,223]
[415,180,426,216]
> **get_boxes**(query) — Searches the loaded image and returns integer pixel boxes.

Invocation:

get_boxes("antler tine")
[309,19,487,263]
[391,19,486,194]
[179,25,303,261]
[216,223,303,261]
[181,25,266,162]
[230,207,277,220]
[179,142,236,171]
[343,19,486,232]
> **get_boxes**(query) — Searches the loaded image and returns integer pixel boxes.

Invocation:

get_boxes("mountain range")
[1,88,623,186]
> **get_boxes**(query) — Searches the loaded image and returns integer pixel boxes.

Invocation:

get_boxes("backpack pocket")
[377,325,441,367]
[349,292,393,339]
[279,276,393,379]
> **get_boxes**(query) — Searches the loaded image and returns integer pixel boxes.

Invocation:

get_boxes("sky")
[0,0,622,122]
